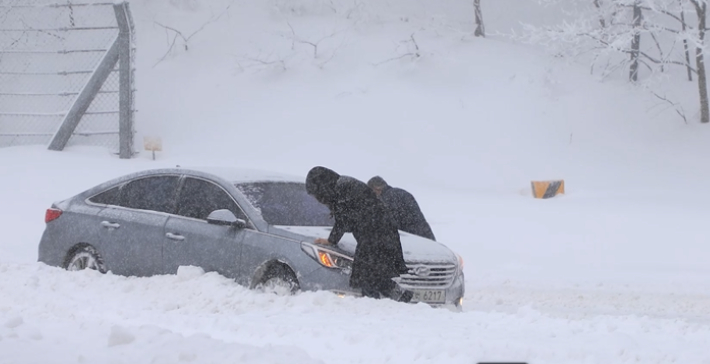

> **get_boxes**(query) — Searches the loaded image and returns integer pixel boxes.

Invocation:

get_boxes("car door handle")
[100,221,121,229]
[166,232,185,241]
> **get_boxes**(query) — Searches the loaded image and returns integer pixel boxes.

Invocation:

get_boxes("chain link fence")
[0,0,135,157]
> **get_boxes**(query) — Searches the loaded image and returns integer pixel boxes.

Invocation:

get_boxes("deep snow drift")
[1,0,709,363]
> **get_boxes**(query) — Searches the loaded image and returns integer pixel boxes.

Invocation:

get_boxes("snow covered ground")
[2,0,710,363]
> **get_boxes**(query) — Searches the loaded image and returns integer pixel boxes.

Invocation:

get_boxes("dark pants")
[360,279,413,302]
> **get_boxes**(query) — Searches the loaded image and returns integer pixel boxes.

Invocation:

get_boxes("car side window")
[88,185,122,205]
[176,178,247,222]
[121,175,179,213]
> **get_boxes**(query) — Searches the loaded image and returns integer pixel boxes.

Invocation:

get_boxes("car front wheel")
[257,264,299,295]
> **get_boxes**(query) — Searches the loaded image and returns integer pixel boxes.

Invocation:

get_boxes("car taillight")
[45,208,62,223]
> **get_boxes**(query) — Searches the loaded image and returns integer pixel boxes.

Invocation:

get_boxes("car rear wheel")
[257,264,299,295]
[66,245,107,273]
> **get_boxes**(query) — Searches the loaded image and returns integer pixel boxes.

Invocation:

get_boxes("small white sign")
[143,136,163,151]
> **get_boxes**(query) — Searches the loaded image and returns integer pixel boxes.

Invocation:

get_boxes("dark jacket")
[379,186,436,241]
[306,167,409,289]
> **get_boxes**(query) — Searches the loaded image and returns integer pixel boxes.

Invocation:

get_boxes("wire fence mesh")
[0,0,135,154]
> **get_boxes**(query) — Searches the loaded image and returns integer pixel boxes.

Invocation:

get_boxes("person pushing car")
[305,166,412,302]
[367,176,436,241]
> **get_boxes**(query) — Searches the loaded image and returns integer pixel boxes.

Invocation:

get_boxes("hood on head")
[306,166,340,204]
[367,176,388,189]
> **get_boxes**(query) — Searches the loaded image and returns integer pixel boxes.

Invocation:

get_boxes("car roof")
[184,166,304,184]
[135,166,303,185]
[83,167,305,199]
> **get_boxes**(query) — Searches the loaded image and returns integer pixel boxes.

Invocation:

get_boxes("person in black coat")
[305,166,412,301]
[367,176,436,241]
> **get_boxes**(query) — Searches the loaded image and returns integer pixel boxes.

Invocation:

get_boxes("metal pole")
[114,2,134,159]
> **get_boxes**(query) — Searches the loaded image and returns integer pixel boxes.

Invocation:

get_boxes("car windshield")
[235,181,334,226]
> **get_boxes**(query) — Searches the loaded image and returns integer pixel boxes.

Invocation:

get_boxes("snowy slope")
[1,0,710,363]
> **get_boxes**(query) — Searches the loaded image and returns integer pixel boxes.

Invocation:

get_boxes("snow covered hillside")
[1,0,709,363]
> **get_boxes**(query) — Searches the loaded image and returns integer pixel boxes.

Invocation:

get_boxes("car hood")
[271,225,457,263]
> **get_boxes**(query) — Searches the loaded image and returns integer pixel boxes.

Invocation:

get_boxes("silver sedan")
[38,167,465,306]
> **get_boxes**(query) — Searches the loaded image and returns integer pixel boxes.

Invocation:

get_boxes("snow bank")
[1,262,709,364]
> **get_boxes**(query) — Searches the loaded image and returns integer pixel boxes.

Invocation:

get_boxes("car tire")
[66,245,107,273]
[257,264,299,295]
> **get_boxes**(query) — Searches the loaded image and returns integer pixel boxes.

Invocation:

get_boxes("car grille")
[399,262,457,289]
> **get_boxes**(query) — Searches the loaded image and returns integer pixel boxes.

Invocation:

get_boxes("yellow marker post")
[531,180,565,199]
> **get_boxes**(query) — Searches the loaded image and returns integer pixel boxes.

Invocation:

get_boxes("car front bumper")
[300,266,465,307]
[400,271,465,307]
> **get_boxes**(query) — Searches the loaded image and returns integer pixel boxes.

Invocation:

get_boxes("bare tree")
[688,0,708,122]
[474,0,485,37]
[524,0,709,123]
[593,0,608,28]
[629,1,643,81]
[680,0,693,80]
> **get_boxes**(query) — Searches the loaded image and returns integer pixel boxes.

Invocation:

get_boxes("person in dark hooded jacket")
[367,176,436,241]
[305,166,412,301]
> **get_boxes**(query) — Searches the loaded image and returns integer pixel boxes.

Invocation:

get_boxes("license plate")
[411,290,446,303]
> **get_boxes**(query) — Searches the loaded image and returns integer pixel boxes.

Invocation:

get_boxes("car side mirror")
[207,209,246,229]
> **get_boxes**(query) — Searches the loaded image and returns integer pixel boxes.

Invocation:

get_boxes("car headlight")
[455,253,464,275]
[301,242,353,274]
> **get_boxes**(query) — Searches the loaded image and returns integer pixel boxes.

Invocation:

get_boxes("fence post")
[114,2,134,159]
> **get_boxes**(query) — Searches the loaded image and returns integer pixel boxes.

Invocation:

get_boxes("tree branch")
[152,1,234,68]
[646,87,688,124]
[373,32,421,66]
[578,32,697,73]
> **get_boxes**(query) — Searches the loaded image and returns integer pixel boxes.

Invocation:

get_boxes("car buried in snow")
[38,167,465,307]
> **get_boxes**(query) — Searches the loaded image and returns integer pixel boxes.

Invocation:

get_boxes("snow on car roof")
[185,166,305,184]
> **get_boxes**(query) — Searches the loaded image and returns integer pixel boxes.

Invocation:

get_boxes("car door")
[97,174,179,277]
[162,177,248,278]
